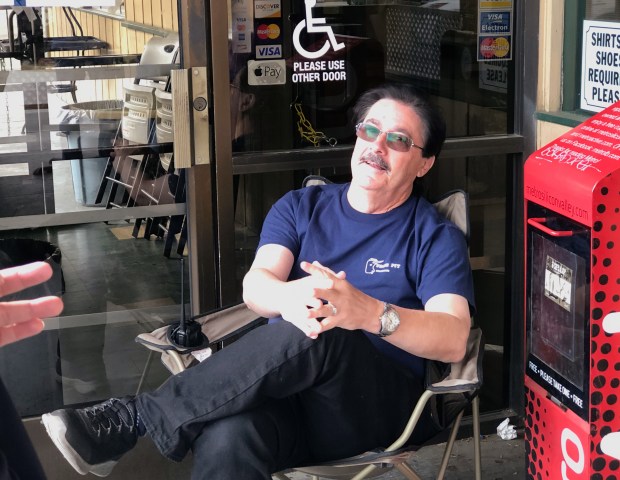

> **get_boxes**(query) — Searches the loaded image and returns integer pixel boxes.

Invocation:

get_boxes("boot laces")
[85,399,134,435]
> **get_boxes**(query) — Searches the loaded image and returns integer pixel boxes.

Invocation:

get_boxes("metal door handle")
[171,67,210,168]
[527,217,574,237]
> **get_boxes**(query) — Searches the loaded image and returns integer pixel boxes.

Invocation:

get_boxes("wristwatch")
[377,302,400,337]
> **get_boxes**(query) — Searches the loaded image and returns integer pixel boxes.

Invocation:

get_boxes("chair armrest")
[427,327,484,393]
[135,303,262,374]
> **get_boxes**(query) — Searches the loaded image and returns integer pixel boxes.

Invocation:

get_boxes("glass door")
[207,0,525,420]
[0,2,201,477]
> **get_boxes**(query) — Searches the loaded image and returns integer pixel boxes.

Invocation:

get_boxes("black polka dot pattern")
[525,385,545,479]
[526,180,620,478]
[588,180,620,477]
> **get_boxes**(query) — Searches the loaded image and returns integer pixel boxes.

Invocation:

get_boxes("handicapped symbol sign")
[293,0,345,59]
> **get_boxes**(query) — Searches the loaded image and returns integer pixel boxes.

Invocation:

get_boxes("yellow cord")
[294,103,337,147]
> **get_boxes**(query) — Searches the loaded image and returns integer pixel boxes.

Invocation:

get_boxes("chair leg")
[132,217,144,238]
[437,409,465,480]
[95,157,114,204]
[472,396,482,480]
[135,350,154,395]
[163,215,184,257]
[350,465,377,480]
[176,217,187,256]
[394,462,424,480]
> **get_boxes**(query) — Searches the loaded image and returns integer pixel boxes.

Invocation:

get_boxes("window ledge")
[535,110,593,128]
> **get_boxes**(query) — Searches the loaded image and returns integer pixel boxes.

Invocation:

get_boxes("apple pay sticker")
[248,59,286,86]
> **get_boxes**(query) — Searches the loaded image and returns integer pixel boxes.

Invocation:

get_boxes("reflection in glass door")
[0,4,195,477]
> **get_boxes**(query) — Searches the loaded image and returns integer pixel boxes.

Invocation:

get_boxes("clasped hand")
[279,260,377,339]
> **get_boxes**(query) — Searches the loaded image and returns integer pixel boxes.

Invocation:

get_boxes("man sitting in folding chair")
[42,84,475,479]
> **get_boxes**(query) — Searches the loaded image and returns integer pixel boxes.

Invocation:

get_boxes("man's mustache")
[360,152,390,172]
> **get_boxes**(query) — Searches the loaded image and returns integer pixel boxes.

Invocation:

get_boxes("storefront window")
[587,0,620,21]
[564,0,620,113]
[0,4,184,418]
[229,0,515,154]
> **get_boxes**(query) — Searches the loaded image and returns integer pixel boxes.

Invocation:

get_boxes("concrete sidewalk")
[33,410,525,479]
[287,432,525,479]
[405,433,525,479]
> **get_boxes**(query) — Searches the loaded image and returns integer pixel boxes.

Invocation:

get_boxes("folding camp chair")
[274,326,483,480]
[135,176,483,480]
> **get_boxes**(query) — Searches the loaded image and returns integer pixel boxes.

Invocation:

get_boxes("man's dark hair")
[352,84,446,159]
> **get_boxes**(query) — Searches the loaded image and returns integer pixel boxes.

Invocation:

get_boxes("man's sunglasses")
[355,122,424,153]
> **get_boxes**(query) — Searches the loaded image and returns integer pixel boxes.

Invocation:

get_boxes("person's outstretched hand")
[0,262,64,347]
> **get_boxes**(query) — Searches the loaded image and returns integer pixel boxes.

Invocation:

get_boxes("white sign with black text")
[581,20,620,112]
[479,61,508,93]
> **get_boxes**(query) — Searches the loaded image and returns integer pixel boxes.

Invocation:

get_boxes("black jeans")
[136,321,438,480]
[0,378,46,480]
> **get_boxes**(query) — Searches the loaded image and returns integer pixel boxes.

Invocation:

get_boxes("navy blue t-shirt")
[257,183,475,377]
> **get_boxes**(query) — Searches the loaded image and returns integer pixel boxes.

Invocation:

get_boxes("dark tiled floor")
[0,222,189,416]
[49,223,187,315]
[0,159,55,216]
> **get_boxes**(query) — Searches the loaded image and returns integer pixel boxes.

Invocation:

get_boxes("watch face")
[381,306,400,335]
[385,309,399,331]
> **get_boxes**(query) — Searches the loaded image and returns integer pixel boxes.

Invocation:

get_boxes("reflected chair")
[95,33,179,209]
[132,89,187,257]
[135,176,483,480]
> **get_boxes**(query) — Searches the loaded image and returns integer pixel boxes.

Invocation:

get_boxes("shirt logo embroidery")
[365,258,390,274]
[365,258,402,274]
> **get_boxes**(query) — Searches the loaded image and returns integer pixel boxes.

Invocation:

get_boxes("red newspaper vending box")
[524,101,620,479]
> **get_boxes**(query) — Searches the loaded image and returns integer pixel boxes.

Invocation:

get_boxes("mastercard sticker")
[478,35,511,61]
[255,22,281,42]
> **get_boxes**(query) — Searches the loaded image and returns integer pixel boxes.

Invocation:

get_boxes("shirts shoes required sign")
[581,20,620,112]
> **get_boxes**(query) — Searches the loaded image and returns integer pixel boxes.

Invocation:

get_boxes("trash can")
[0,239,64,300]
[60,100,123,206]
